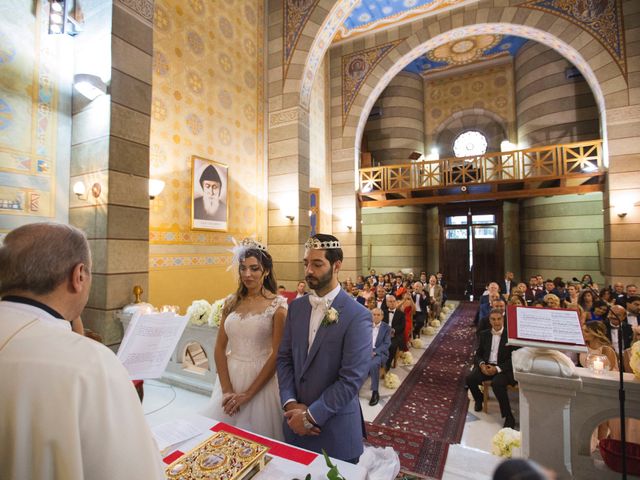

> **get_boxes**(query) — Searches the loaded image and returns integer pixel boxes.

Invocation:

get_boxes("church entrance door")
[440,204,503,300]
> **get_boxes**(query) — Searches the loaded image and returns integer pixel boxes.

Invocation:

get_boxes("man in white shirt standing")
[0,222,164,480]
[465,310,517,428]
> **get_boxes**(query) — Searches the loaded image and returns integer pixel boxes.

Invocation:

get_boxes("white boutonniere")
[321,306,339,327]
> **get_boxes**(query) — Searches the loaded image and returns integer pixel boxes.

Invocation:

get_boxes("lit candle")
[593,358,604,373]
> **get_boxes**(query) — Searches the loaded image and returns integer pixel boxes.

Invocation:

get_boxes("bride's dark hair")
[222,248,278,318]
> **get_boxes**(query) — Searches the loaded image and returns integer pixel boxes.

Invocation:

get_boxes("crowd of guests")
[467,271,640,432]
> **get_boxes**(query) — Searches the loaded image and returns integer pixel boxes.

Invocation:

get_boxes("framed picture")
[191,156,229,231]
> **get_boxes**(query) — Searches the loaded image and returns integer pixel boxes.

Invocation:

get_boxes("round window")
[453,130,488,158]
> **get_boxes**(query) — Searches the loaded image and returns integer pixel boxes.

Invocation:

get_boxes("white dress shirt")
[489,328,504,366]
[308,284,341,352]
[628,314,638,328]
[372,323,380,349]
[610,326,621,355]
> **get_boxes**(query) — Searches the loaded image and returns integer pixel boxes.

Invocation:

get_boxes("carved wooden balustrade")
[358,140,605,206]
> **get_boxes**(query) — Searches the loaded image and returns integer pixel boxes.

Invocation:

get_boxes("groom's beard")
[306,268,333,292]
[203,195,220,216]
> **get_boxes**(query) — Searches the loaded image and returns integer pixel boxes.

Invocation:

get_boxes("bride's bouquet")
[186,299,212,326]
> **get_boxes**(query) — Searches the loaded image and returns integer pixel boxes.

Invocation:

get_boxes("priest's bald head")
[0,222,92,321]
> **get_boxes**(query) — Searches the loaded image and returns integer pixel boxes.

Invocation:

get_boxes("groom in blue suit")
[277,234,372,463]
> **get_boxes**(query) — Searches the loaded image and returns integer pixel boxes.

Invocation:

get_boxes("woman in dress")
[400,292,415,352]
[201,239,287,440]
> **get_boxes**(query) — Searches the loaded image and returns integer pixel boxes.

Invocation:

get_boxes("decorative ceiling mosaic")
[519,0,626,79]
[403,34,529,75]
[342,39,403,124]
[335,0,468,42]
[283,0,321,81]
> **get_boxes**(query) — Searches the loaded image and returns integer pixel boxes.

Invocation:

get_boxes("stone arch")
[340,15,624,166]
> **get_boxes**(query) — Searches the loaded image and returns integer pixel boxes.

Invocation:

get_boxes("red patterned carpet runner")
[365,302,478,479]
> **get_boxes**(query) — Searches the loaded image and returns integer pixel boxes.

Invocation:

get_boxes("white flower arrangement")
[186,299,212,326]
[383,372,400,389]
[208,298,225,327]
[423,326,436,336]
[431,319,441,328]
[400,351,414,365]
[411,338,424,348]
[630,341,640,379]
[321,306,339,327]
[446,303,455,309]
[442,306,451,314]
[439,312,446,321]
[492,428,521,458]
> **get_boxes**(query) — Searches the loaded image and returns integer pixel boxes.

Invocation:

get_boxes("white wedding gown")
[201,296,287,440]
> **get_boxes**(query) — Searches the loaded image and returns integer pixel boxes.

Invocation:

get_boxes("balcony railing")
[359,140,604,195]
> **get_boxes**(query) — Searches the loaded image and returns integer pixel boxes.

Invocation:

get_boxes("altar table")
[161,415,368,479]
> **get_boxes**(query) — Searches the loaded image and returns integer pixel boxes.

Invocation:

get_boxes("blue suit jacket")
[373,321,391,363]
[276,288,372,460]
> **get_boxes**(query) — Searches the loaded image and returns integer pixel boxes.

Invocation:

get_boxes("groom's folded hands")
[284,408,321,436]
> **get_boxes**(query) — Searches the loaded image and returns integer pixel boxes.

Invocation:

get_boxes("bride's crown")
[304,237,341,250]
[238,238,267,251]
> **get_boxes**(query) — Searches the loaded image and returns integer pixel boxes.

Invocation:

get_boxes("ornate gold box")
[165,431,269,480]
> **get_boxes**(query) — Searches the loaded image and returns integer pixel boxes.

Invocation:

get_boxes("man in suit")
[501,271,514,300]
[384,295,406,371]
[427,274,443,321]
[535,279,560,300]
[605,304,633,357]
[613,282,628,308]
[368,308,391,406]
[436,272,447,305]
[627,295,640,329]
[375,285,388,312]
[412,281,428,338]
[466,310,517,428]
[295,280,307,298]
[277,234,371,463]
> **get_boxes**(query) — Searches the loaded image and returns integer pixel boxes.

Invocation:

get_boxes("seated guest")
[578,289,595,315]
[412,281,428,339]
[601,286,615,306]
[375,285,387,311]
[553,277,567,301]
[419,271,428,286]
[579,321,618,370]
[385,295,406,371]
[466,310,517,428]
[627,284,638,298]
[536,279,559,300]
[355,275,365,290]
[278,285,286,295]
[0,222,164,479]
[295,280,307,298]
[564,283,580,307]
[427,274,443,321]
[613,282,627,308]
[368,308,391,406]
[605,304,632,357]
[508,295,526,307]
[589,299,608,323]
[543,293,561,309]
[481,282,500,304]
[627,295,640,329]
[478,296,506,333]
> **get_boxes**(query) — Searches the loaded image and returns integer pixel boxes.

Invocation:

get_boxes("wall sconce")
[73,181,101,200]
[149,179,165,200]
[618,211,627,218]
[73,74,107,100]
[286,215,295,223]
[346,225,353,231]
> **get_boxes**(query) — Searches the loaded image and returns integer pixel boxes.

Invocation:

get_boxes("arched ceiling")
[403,34,529,75]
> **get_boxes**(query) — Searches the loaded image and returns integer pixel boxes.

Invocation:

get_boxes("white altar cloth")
[161,415,367,479]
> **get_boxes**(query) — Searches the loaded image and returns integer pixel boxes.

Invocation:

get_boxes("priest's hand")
[284,409,320,436]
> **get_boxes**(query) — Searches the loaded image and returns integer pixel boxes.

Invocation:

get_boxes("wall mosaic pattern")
[283,0,320,82]
[0,1,61,219]
[149,0,265,265]
[342,40,403,124]
[425,63,516,142]
[519,0,627,79]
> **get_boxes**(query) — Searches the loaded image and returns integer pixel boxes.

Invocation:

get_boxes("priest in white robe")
[0,222,164,480]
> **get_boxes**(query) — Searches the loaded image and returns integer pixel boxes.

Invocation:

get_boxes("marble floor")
[143,302,512,479]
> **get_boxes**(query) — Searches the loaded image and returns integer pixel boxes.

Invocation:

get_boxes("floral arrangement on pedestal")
[629,341,640,379]
[384,371,400,389]
[400,351,414,365]
[208,298,225,327]
[491,428,521,458]
[186,300,212,326]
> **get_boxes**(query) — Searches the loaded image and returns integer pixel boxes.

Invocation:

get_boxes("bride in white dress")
[201,239,287,440]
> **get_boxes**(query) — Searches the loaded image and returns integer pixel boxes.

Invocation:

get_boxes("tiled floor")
[143,302,511,479]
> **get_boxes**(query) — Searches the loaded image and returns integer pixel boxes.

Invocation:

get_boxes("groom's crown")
[305,237,341,250]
